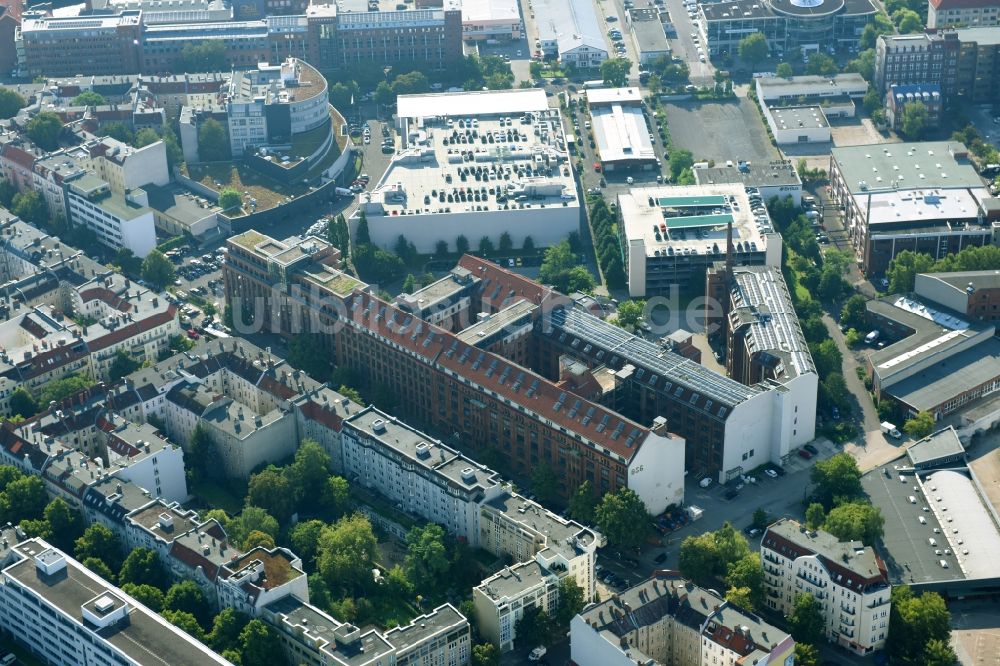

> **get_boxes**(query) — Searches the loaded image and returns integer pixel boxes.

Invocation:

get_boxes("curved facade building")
[700,0,875,56]
[223,57,330,155]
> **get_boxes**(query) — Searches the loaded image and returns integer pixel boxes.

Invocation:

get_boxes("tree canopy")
[788,592,825,644]
[823,502,885,545]
[904,411,935,438]
[738,33,769,65]
[539,239,594,294]
[197,118,230,162]
[600,58,632,87]
[27,112,63,151]
[900,101,928,139]
[810,453,863,509]
[72,91,106,107]
[889,586,952,666]
[595,488,649,552]
[140,250,176,290]
[0,88,26,119]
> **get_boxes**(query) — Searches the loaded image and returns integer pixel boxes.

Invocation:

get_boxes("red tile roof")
[458,254,551,311]
[437,335,648,460]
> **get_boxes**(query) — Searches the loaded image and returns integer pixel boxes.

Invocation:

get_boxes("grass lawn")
[188,477,246,515]
[183,162,309,214]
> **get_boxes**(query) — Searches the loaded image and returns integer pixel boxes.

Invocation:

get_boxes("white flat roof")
[924,469,1000,580]
[591,104,655,164]
[461,0,520,22]
[397,88,548,120]
[856,187,990,227]
[770,105,829,130]
[586,87,643,105]
[756,73,868,99]
[618,184,769,257]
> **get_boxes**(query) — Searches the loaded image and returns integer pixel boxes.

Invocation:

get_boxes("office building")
[698,0,876,57]
[954,27,1000,103]
[628,8,672,63]
[570,570,795,666]
[827,141,997,276]
[929,0,1000,28]
[325,1,464,73]
[538,303,814,479]
[221,58,329,157]
[712,266,818,439]
[587,87,657,170]
[15,11,143,78]
[875,31,961,98]
[761,519,891,654]
[225,232,687,511]
[616,183,782,295]
[694,160,803,206]
[357,89,578,254]
[0,539,231,666]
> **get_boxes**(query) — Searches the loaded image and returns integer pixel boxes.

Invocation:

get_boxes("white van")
[918,516,927,524]
[908,495,917,504]
[928,537,937,547]
[939,559,949,568]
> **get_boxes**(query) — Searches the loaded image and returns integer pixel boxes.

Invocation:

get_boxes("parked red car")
[187,328,200,340]
[797,449,812,460]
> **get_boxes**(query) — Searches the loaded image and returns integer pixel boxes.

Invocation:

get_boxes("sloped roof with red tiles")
[79,287,133,312]
[345,291,449,363]
[437,335,649,461]
[458,254,552,311]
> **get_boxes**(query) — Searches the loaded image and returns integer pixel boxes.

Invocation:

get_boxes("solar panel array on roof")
[547,306,762,408]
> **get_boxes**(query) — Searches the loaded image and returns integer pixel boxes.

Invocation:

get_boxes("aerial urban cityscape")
[0,0,996,662]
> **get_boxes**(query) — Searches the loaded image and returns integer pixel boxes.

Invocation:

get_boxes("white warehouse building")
[356,89,579,254]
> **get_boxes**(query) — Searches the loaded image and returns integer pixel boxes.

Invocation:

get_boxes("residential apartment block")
[0,218,179,413]
[0,539,231,666]
[570,570,795,666]
[264,596,471,666]
[761,519,891,654]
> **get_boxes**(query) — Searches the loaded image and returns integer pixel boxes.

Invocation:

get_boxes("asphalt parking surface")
[662,99,778,164]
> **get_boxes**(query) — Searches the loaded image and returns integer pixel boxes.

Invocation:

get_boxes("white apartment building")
[761,519,891,655]
[341,408,505,545]
[65,173,156,257]
[102,419,188,504]
[85,137,170,197]
[0,539,231,666]
[264,597,471,666]
[570,571,796,666]
[474,560,560,651]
